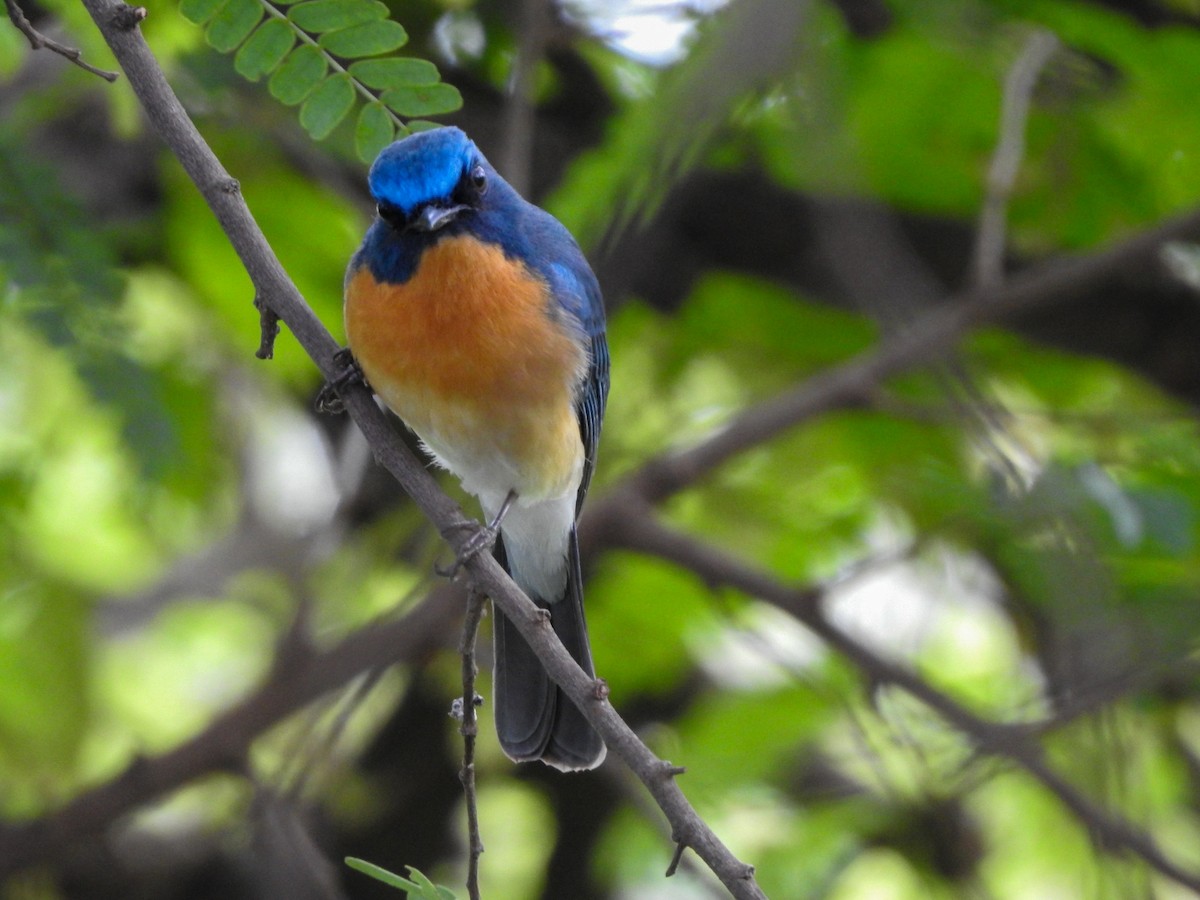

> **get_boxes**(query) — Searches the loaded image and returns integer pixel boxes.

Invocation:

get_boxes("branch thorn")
[592,677,610,701]
[253,294,280,360]
[665,840,687,877]
[112,3,146,30]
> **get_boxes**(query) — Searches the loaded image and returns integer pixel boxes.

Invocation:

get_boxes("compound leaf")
[318,20,407,58]
[300,73,356,139]
[234,18,296,81]
[268,44,327,105]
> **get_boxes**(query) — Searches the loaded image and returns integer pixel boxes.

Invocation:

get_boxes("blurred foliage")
[4,0,1200,898]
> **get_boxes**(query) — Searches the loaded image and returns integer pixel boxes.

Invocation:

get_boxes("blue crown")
[368,126,478,214]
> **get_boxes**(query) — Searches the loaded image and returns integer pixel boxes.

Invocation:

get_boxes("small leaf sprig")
[180,0,462,160]
[346,858,457,899]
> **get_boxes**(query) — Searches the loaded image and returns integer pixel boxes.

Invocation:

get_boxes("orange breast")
[344,235,586,498]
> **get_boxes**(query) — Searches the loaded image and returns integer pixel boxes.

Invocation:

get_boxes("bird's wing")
[575,326,609,517]
[542,253,607,518]
[504,198,609,518]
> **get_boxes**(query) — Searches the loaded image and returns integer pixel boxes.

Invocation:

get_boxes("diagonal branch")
[73,1,766,896]
[617,202,1200,507]
[0,589,460,877]
[4,0,119,80]
[608,504,1200,895]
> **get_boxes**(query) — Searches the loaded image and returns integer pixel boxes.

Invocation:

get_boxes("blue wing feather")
[493,189,608,519]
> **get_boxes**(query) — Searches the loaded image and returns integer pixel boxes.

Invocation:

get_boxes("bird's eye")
[377,202,404,227]
[470,165,488,194]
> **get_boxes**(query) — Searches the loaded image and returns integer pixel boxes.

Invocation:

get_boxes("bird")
[342,126,609,771]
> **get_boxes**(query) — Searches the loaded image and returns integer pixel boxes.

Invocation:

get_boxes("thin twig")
[4,0,119,80]
[499,0,550,194]
[946,28,1060,488]
[457,588,487,900]
[972,29,1060,289]
[609,507,1200,895]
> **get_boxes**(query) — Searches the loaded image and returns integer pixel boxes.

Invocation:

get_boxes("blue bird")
[343,127,609,771]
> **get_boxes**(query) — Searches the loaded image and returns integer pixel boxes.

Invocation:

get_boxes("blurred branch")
[0,589,459,876]
[971,29,1059,289]
[4,0,119,81]
[608,505,1200,895]
[950,28,1059,486]
[64,2,766,896]
[615,203,1200,507]
[499,0,550,194]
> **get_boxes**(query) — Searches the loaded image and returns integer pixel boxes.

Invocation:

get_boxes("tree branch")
[72,2,766,895]
[609,505,1200,895]
[4,0,120,81]
[971,28,1059,289]
[499,0,550,194]
[0,589,459,876]
[456,589,486,900]
[619,203,1200,506]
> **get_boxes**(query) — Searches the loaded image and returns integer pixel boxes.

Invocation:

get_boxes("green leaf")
[348,57,439,90]
[346,858,422,890]
[380,83,462,117]
[345,859,456,897]
[234,19,296,81]
[179,0,225,26]
[300,74,356,140]
[268,45,327,106]
[288,0,388,33]
[355,102,394,163]
[318,20,407,58]
[204,0,263,53]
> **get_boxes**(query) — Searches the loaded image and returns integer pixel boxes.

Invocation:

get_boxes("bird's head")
[368,126,491,234]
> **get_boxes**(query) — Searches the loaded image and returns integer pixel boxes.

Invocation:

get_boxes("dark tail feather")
[492,528,606,771]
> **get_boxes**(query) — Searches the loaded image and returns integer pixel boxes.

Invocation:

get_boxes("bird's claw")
[435,490,518,580]
[315,347,365,415]
[436,519,501,579]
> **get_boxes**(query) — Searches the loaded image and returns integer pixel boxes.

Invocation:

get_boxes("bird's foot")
[315,347,365,414]
[436,518,499,578]
[437,490,518,579]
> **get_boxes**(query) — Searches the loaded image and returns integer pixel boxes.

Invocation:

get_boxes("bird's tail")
[492,528,606,771]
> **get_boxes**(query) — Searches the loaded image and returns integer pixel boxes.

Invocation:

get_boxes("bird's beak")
[412,203,468,232]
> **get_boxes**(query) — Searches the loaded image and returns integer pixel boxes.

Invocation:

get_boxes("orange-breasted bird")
[343,127,609,771]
